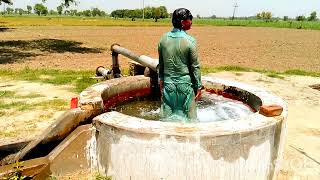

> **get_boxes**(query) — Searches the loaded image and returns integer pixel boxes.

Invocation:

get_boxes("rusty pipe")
[96,66,112,79]
[111,44,158,72]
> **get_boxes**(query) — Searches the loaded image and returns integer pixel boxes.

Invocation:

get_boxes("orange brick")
[259,105,283,117]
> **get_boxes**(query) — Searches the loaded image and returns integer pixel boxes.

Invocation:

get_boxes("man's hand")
[159,80,164,95]
[195,89,202,101]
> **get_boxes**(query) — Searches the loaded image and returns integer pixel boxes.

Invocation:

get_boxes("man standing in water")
[158,8,202,122]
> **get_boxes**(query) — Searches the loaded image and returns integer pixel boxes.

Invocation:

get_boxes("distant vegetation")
[0,3,319,30]
[110,6,169,22]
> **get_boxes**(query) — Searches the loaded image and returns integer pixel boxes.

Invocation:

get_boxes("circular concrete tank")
[80,75,288,180]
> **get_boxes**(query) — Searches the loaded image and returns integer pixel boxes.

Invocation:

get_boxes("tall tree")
[57,5,63,15]
[34,3,48,16]
[27,5,32,14]
[154,8,161,22]
[308,11,317,21]
[18,8,23,15]
[6,7,14,14]
[256,13,262,19]
[296,15,306,21]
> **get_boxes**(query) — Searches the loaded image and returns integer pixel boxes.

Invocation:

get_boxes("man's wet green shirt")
[158,28,202,122]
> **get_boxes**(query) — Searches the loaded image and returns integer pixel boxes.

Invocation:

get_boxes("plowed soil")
[0,26,320,72]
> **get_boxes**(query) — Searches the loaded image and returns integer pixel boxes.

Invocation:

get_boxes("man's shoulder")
[184,34,197,46]
[159,32,170,43]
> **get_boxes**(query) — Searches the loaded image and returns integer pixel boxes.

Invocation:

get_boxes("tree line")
[256,11,318,22]
[1,3,108,17]
[110,6,169,21]
[1,3,169,21]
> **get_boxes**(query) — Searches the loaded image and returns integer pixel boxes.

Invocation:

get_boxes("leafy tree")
[82,10,91,17]
[70,9,77,16]
[210,14,217,19]
[265,12,272,21]
[18,8,24,15]
[57,5,63,15]
[27,5,32,14]
[258,11,272,22]
[49,10,57,15]
[91,8,102,17]
[256,13,261,19]
[308,11,317,21]
[158,6,169,18]
[75,11,82,16]
[64,10,70,15]
[154,8,161,22]
[144,8,153,19]
[296,15,306,21]
[14,8,19,14]
[6,7,14,14]
[283,16,289,21]
[34,3,48,16]
[111,6,168,21]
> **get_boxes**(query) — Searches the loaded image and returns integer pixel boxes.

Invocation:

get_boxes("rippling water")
[114,92,254,122]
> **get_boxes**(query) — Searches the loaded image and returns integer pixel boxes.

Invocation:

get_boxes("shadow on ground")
[0,48,37,64]
[0,38,102,64]
[0,27,15,32]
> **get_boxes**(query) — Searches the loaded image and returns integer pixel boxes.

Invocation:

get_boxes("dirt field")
[0,26,320,72]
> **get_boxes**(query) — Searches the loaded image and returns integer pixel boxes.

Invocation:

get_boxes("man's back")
[158,28,197,84]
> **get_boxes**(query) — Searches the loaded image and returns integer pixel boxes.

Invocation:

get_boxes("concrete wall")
[91,77,287,180]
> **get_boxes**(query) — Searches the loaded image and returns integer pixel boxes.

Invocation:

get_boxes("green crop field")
[1,15,320,30]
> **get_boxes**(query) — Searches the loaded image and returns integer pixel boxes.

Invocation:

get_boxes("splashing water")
[114,91,254,122]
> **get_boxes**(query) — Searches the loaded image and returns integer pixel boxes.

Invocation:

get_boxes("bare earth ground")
[0,26,320,72]
[0,77,76,145]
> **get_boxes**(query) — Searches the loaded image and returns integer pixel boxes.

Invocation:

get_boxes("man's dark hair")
[172,8,193,29]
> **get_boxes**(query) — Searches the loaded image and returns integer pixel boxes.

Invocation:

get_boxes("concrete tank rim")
[93,111,282,137]
[88,75,288,137]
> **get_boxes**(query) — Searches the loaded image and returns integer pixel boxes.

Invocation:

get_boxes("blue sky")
[5,0,320,18]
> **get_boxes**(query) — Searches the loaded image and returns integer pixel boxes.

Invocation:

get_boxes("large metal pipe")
[111,44,158,72]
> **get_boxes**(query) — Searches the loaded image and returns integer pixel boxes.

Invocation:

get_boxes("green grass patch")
[202,65,320,77]
[0,131,17,137]
[34,99,69,111]
[0,111,5,117]
[216,65,252,72]
[0,68,97,93]
[0,91,16,98]
[0,91,44,99]
[0,101,31,111]
[39,113,54,120]
[21,93,45,98]
[0,99,68,111]
[95,173,112,180]
[284,69,320,77]
[266,72,285,79]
